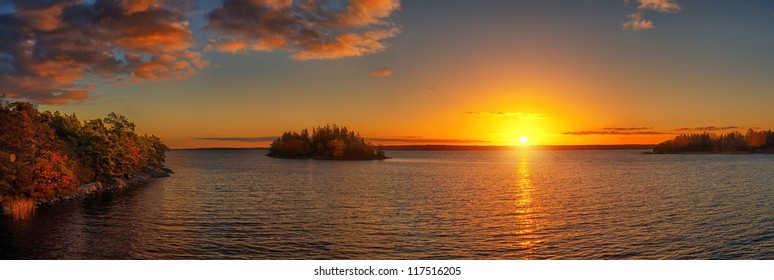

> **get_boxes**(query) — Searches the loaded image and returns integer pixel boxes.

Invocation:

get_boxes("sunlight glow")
[519,136,529,144]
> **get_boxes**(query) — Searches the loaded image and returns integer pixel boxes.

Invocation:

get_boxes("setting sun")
[519,136,529,144]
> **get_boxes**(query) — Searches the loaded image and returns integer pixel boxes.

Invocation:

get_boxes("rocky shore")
[34,166,173,207]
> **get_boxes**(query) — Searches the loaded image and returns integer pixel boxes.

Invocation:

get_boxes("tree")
[0,101,75,199]
[268,125,387,160]
[653,129,774,154]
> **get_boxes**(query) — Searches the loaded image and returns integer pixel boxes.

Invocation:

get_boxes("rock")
[79,182,102,194]
[109,178,127,190]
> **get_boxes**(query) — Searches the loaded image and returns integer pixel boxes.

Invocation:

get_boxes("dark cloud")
[0,0,404,105]
[603,127,653,131]
[673,126,740,132]
[0,0,206,105]
[205,0,400,60]
[563,130,670,136]
[693,126,739,131]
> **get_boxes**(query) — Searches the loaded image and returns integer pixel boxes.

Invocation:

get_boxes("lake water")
[2,149,774,259]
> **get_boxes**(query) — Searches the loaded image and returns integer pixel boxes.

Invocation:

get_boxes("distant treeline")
[653,130,774,154]
[268,125,387,160]
[383,144,656,151]
[1,100,168,202]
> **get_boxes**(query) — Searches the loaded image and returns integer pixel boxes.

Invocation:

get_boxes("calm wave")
[2,149,774,259]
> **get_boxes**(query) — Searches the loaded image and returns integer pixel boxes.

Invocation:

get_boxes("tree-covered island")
[1,100,170,216]
[267,125,388,160]
[651,129,774,154]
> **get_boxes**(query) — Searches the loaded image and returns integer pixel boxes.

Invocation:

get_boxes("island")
[651,129,774,154]
[1,100,171,217]
[267,125,388,160]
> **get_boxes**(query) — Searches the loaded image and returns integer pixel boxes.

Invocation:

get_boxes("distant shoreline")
[175,144,656,151]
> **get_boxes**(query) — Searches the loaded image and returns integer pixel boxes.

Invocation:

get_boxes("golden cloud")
[0,0,206,105]
[206,0,401,60]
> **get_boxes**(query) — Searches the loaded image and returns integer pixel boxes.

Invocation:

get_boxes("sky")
[2,0,774,148]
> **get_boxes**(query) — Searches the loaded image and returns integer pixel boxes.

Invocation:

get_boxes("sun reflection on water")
[511,150,542,255]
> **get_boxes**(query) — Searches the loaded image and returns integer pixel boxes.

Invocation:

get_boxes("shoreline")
[265,154,390,161]
[176,144,657,151]
[1,166,173,217]
[37,166,173,206]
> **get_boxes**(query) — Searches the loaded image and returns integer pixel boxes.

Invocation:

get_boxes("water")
[2,149,774,259]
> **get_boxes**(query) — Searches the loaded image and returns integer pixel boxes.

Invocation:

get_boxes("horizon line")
[173,144,657,151]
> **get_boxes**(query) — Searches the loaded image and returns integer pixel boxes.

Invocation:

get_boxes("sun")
[519,135,529,144]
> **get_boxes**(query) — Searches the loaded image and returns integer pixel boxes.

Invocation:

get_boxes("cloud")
[366,137,489,144]
[195,136,489,144]
[636,0,681,12]
[463,111,547,120]
[370,67,392,77]
[564,125,742,136]
[603,127,653,131]
[196,136,279,142]
[0,0,206,105]
[206,0,400,60]
[563,130,670,136]
[622,12,654,31]
[693,126,739,131]
[622,0,681,31]
[674,126,740,131]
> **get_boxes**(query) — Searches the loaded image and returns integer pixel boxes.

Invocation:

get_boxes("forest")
[652,130,774,154]
[0,100,169,207]
[268,125,387,160]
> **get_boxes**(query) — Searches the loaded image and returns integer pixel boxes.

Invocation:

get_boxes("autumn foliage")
[0,100,168,202]
[268,125,387,160]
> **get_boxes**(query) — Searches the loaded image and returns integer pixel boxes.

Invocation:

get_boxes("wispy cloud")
[366,137,489,144]
[463,112,547,120]
[674,126,740,131]
[693,126,739,131]
[206,0,400,60]
[635,0,681,12]
[565,124,745,136]
[622,12,654,31]
[0,0,206,105]
[196,136,278,142]
[563,130,670,136]
[622,0,682,31]
[370,67,392,77]
[603,127,654,131]
[195,136,488,144]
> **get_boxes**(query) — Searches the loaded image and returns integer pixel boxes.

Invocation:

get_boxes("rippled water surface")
[2,149,774,259]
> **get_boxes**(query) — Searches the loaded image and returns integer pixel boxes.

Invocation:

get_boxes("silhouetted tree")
[653,130,774,154]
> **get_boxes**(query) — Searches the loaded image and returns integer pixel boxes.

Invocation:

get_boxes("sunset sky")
[2,0,774,148]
